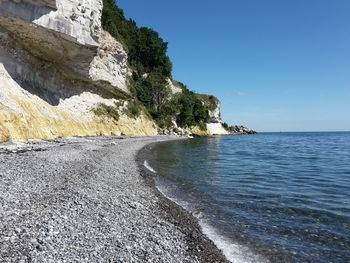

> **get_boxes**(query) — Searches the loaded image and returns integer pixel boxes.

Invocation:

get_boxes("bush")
[198,121,207,131]
[133,72,170,115]
[176,88,208,128]
[93,103,120,123]
[125,100,141,119]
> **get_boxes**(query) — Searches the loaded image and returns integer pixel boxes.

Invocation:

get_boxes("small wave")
[144,160,156,173]
[155,177,267,263]
[199,220,268,263]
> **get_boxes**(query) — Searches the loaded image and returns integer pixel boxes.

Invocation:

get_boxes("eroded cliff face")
[196,95,228,135]
[0,0,157,142]
[0,0,229,142]
[0,0,130,93]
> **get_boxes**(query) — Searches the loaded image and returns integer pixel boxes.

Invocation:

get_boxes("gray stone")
[0,136,203,262]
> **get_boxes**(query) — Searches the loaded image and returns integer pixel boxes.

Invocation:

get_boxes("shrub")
[93,103,120,123]
[176,88,208,128]
[134,72,170,115]
[198,121,207,131]
[125,100,141,119]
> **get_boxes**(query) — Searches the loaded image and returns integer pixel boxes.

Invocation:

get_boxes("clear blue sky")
[118,0,350,132]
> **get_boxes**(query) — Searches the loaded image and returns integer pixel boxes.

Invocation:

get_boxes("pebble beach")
[0,136,227,263]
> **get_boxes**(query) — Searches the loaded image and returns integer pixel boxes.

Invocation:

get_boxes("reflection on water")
[152,132,350,263]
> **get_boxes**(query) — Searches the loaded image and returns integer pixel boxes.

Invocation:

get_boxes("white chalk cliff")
[0,0,229,142]
[197,95,229,135]
[0,0,157,142]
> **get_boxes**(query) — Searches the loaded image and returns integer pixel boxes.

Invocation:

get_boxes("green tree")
[176,88,209,128]
[102,0,172,78]
[135,72,169,115]
[101,0,208,130]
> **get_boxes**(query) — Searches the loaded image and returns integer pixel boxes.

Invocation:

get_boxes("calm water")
[149,132,350,263]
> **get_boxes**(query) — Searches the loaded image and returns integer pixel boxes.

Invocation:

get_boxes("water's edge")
[147,133,350,263]
[140,139,285,263]
[136,139,230,263]
[145,137,304,263]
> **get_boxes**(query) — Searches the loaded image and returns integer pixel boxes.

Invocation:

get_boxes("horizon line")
[258,130,350,133]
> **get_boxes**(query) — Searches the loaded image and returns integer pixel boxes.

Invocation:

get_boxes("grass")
[93,103,120,123]
[124,100,141,119]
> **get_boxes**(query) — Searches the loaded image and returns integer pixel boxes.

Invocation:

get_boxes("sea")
[146,132,350,263]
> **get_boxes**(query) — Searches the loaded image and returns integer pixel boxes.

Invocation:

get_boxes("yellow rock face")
[0,17,158,143]
[0,103,157,142]
[0,66,157,142]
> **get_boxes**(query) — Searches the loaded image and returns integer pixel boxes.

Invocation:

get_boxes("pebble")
[0,136,205,262]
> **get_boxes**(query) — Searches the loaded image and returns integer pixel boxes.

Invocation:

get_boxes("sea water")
[147,132,350,263]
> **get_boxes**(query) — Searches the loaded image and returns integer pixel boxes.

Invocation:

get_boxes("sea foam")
[198,220,268,263]
[144,160,156,173]
[155,177,267,263]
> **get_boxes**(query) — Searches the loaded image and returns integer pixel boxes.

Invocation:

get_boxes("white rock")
[206,123,229,135]
[90,31,129,93]
[166,78,182,95]
[0,0,102,46]
[0,0,130,95]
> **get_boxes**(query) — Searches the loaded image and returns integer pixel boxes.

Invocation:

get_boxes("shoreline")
[136,140,229,263]
[0,135,228,262]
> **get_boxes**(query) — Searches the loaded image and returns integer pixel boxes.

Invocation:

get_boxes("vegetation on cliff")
[102,0,172,77]
[92,103,120,123]
[129,74,208,129]
[195,94,219,112]
[101,0,208,130]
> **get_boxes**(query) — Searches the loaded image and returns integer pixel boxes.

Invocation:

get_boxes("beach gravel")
[0,136,227,263]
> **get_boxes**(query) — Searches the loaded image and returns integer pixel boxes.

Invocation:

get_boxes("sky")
[118,0,350,132]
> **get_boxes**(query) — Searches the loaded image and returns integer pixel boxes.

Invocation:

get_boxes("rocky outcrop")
[224,125,257,135]
[0,0,129,93]
[0,60,156,141]
[0,0,157,142]
[166,78,183,95]
[196,94,229,135]
[90,31,129,93]
[205,123,229,135]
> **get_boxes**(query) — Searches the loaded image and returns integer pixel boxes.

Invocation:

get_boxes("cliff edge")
[0,0,244,142]
[0,0,157,142]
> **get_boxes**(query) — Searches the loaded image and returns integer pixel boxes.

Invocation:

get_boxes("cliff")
[0,0,231,142]
[0,0,157,142]
[196,94,229,135]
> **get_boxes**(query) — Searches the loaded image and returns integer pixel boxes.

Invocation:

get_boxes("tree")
[135,72,169,115]
[101,0,208,130]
